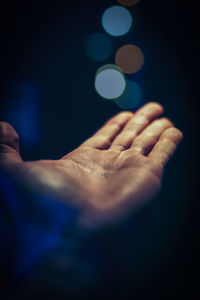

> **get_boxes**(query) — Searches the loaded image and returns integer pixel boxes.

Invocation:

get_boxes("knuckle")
[118,111,133,118]
[108,112,133,125]
[148,136,157,144]
[0,122,19,148]
[130,115,148,126]
[115,112,133,122]
[110,123,120,131]
[0,144,10,153]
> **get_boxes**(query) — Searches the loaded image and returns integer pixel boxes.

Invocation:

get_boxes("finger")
[111,102,164,151]
[131,117,173,155]
[0,122,23,164]
[149,127,183,166]
[81,111,133,149]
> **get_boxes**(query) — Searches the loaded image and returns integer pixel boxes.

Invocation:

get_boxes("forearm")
[0,169,112,297]
[0,167,159,298]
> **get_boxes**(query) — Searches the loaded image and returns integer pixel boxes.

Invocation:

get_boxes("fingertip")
[173,128,184,143]
[108,111,133,125]
[137,102,164,118]
[162,127,183,144]
[144,102,164,113]
[159,117,174,127]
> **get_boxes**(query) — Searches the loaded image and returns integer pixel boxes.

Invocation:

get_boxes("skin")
[0,102,183,229]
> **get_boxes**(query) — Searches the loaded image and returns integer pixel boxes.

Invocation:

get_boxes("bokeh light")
[102,6,132,37]
[84,33,112,62]
[117,0,140,6]
[95,64,126,99]
[115,44,144,74]
[114,80,142,109]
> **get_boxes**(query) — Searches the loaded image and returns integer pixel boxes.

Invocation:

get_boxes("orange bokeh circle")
[115,44,144,74]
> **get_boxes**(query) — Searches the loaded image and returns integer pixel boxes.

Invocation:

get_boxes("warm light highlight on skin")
[115,44,144,74]
[0,102,183,227]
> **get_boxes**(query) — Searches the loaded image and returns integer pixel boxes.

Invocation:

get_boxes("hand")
[0,102,183,227]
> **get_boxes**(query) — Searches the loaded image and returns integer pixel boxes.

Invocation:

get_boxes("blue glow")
[15,195,76,277]
[84,32,112,61]
[102,6,132,37]
[5,80,41,149]
[114,80,142,109]
[95,65,126,99]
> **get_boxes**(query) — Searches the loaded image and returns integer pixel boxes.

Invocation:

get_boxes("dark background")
[0,0,199,298]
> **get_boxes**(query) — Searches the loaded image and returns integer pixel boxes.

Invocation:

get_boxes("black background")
[0,0,199,298]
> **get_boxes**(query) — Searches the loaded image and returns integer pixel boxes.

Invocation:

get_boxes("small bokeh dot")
[115,44,144,74]
[117,0,140,6]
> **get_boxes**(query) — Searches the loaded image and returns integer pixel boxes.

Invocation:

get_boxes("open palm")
[0,102,182,227]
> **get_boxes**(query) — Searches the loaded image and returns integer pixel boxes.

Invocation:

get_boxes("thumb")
[0,122,23,165]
